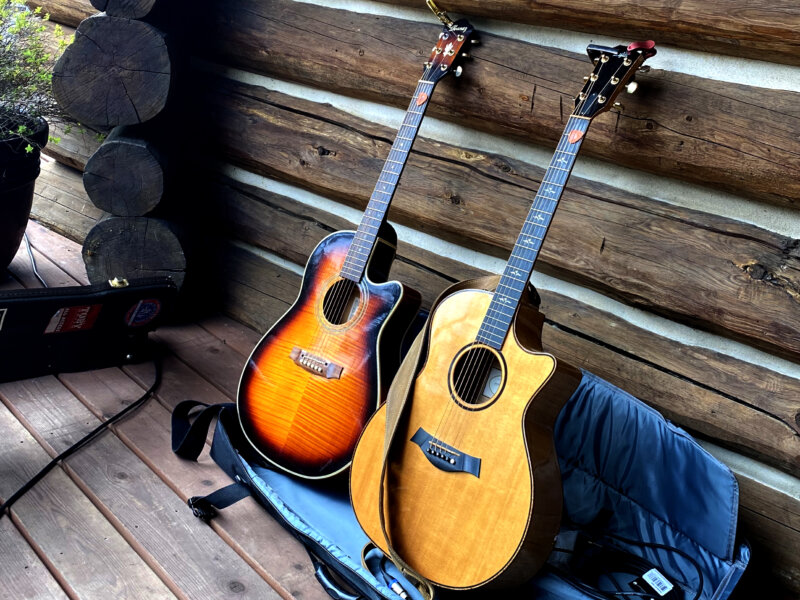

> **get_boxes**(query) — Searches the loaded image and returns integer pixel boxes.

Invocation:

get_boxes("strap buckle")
[187,496,216,522]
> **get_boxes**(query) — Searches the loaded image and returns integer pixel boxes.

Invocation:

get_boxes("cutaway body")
[350,289,580,589]
[238,229,420,479]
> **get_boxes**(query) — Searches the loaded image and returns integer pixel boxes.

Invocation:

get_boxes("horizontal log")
[374,0,800,67]
[202,79,800,361]
[194,0,800,209]
[27,0,93,28]
[84,126,166,215]
[82,216,186,287]
[215,232,800,595]
[53,15,171,127]
[214,175,800,478]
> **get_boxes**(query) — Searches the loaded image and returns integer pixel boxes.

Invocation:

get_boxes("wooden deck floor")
[0,221,791,600]
[0,222,329,600]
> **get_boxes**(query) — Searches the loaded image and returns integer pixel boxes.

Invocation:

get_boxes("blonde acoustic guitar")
[351,40,658,590]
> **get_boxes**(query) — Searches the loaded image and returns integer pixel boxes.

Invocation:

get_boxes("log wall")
[34,0,800,595]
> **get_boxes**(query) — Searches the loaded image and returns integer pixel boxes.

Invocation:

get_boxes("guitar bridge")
[411,428,481,478]
[290,347,343,379]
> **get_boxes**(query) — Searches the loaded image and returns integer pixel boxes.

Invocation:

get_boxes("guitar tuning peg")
[461,52,470,58]
[470,38,480,44]
[613,102,624,111]
[626,81,639,94]
[454,65,463,77]
[583,76,589,81]
[638,65,651,73]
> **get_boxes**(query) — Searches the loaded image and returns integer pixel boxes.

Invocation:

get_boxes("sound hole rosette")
[317,276,368,331]
[447,342,506,410]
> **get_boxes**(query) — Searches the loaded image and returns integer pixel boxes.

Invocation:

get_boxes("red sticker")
[568,129,585,144]
[416,92,428,106]
[44,304,102,334]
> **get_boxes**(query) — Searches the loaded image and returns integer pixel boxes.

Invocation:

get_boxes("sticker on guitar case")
[125,299,161,327]
[45,304,102,334]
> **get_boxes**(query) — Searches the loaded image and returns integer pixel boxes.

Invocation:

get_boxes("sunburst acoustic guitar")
[237,16,478,479]
[351,41,657,590]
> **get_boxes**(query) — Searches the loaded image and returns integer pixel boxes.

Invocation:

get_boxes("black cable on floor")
[24,232,48,288]
[0,355,163,519]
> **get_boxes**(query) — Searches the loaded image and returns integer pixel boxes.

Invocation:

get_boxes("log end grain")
[83,136,165,216]
[53,15,171,127]
[82,216,185,288]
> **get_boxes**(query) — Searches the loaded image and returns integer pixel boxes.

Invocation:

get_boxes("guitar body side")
[351,289,580,589]
[238,230,420,479]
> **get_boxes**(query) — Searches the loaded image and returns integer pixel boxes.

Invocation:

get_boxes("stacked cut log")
[33,0,800,597]
[49,2,187,287]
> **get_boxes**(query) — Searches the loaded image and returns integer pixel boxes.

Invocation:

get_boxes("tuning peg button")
[626,81,639,94]
[454,65,463,77]
[638,65,651,73]
[613,102,624,111]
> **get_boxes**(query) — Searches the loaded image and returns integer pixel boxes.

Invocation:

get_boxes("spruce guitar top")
[351,41,657,589]
[236,16,478,479]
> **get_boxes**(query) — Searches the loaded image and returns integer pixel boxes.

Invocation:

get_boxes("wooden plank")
[194,0,800,208]
[373,0,800,67]
[0,399,175,599]
[32,158,107,243]
[24,219,89,284]
[0,516,70,600]
[44,121,103,172]
[156,298,800,595]
[205,83,800,362]
[1,376,283,600]
[62,363,333,600]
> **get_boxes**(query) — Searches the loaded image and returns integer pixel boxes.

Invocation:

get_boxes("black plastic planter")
[0,115,48,270]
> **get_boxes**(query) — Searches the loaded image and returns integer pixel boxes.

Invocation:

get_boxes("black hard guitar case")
[0,276,177,383]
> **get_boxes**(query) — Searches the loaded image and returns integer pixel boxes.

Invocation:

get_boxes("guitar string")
[328,72,434,323]
[310,47,455,438]
[441,120,583,451]
[446,57,628,446]
[279,67,438,470]
[448,57,632,450]
[323,66,436,334]
[438,56,627,448]
[433,120,580,446]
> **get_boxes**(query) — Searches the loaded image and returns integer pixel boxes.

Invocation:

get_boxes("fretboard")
[339,75,437,282]
[476,115,590,349]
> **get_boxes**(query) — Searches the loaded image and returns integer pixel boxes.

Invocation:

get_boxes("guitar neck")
[340,76,437,282]
[476,115,590,349]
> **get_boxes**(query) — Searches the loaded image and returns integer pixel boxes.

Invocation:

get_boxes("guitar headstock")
[423,18,477,83]
[574,41,656,119]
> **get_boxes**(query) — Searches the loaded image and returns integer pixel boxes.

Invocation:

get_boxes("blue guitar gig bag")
[172,368,749,600]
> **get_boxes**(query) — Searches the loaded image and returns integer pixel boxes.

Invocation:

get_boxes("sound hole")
[451,347,503,406]
[322,279,361,325]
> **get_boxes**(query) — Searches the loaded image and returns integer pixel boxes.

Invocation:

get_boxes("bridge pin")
[449,458,456,464]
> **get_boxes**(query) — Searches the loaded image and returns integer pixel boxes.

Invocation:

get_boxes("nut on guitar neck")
[290,347,344,379]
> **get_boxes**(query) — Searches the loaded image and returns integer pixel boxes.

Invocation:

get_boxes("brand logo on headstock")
[450,25,468,32]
